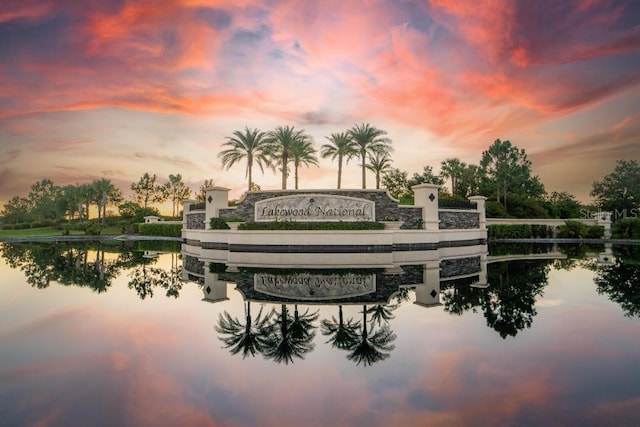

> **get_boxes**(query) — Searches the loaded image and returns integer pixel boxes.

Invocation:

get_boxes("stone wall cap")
[468,195,487,201]
[206,186,230,191]
[411,183,441,190]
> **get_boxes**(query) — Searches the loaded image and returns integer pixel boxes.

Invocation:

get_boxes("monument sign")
[254,194,375,222]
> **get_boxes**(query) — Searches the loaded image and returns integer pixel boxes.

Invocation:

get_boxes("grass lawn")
[0,226,124,238]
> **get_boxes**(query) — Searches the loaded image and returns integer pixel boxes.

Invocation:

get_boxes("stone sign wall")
[255,194,375,222]
[254,272,376,300]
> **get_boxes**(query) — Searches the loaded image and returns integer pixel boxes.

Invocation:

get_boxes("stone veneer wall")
[219,190,422,225]
[439,211,480,230]
[439,256,481,278]
[184,254,204,275]
[186,212,205,230]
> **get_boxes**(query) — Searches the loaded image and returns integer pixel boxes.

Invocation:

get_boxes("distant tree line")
[2,124,639,224]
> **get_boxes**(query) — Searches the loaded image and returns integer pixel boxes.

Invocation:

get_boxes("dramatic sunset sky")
[1,0,639,211]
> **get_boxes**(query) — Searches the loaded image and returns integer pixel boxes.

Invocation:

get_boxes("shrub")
[486,201,509,218]
[209,217,230,230]
[531,225,554,238]
[488,224,532,239]
[557,220,602,239]
[138,223,182,237]
[238,221,385,231]
[612,218,640,239]
[84,222,102,235]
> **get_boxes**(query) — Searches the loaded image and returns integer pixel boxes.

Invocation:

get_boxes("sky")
[1,0,639,212]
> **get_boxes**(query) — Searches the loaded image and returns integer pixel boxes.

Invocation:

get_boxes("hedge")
[138,223,182,237]
[488,224,554,239]
[612,218,640,239]
[557,220,604,239]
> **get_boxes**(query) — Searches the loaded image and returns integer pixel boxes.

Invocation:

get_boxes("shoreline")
[0,235,182,243]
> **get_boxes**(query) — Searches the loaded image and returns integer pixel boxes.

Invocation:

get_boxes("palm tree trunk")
[376,173,380,189]
[248,162,253,192]
[337,156,343,189]
[294,164,299,190]
[361,149,366,189]
[282,153,288,190]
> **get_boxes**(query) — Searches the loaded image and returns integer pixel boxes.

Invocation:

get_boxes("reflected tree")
[347,305,396,366]
[127,255,183,300]
[595,260,640,318]
[263,304,316,364]
[481,260,550,338]
[321,305,361,350]
[216,301,274,359]
[366,304,397,327]
[442,284,484,316]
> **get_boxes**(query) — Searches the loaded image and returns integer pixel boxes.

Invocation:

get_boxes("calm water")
[1,242,639,427]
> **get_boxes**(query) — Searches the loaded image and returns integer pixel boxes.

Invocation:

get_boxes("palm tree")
[321,132,358,189]
[92,178,122,223]
[321,305,361,350]
[266,125,311,190]
[290,138,319,190]
[440,158,466,196]
[218,127,273,191]
[215,301,274,359]
[347,305,397,366]
[365,148,393,190]
[348,123,392,189]
[263,304,315,364]
[366,304,397,327]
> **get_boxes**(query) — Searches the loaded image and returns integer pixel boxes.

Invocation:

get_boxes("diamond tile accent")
[430,289,438,299]
[207,195,213,203]
[428,193,435,202]
[206,286,211,294]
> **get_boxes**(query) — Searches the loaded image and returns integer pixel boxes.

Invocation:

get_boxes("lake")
[1,241,639,426]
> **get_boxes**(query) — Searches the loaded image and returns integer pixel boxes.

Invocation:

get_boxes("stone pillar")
[596,210,612,239]
[412,183,440,230]
[182,199,196,228]
[468,196,487,229]
[414,261,441,307]
[205,187,230,227]
[203,268,229,303]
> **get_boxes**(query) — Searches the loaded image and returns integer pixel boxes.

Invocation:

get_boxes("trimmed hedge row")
[557,220,604,239]
[138,223,182,237]
[488,224,555,239]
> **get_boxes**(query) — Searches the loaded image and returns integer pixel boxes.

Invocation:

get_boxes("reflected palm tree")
[347,305,396,366]
[366,304,397,327]
[215,301,274,359]
[264,304,316,365]
[321,305,361,350]
[392,288,411,305]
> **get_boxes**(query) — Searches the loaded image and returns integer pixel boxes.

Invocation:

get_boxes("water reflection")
[3,241,640,362]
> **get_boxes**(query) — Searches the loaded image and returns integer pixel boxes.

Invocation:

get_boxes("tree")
[382,168,410,200]
[348,123,392,189]
[216,301,274,359]
[196,179,215,204]
[408,165,444,188]
[366,148,393,190]
[266,125,311,190]
[218,127,273,192]
[131,173,166,209]
[290,137,319,190]
[321,306,361,350]
[165,174,191,217]
[1,196,32,224]
[479,139,544,209]
[347,305,396,366]
[321,132,358,189]
[547,191,582,219]
[28,179,62,221]
[440,158,466,196]
[591,160,640,217]
[457,164,481,198]
[263,304,316,364]
[92,178,122,223]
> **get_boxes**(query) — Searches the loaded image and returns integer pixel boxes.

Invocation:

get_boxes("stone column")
[468,196,487,229]
[414,261,441,307]
[471,246,489,288]
[412,183,440,230]
[205,187,230,227]
[203,268,229,303]
[596,210,612,239]
[182,199,196,228]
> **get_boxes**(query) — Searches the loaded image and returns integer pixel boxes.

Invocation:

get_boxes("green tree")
[347,305,396,366]
[408,165,444,188]
[165,174,191,217]
[290,137,319,190]
[480,139,545,209]
[591,160,640,218]
[457,164,481,198]
[196,179,215,204]
[1,196,33,224]
[349,123,392,189]
[266,126,311,190]
[366,148,393,190]
[440,158,466,196]
[218,127,273,192]
[547,191,582,219]
[321,132,358,189]
[28,179,62,221]
[92,178,123,223]
[131,173,167,209]
[381,168,410,200]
